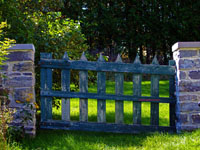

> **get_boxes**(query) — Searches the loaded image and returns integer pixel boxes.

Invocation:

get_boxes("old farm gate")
[39,52,176,133]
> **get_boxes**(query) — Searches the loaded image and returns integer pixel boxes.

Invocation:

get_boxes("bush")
[0,22,15,65]
[0,22,15,150]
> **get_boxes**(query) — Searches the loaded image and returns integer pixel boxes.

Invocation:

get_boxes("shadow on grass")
[21,129,155,150]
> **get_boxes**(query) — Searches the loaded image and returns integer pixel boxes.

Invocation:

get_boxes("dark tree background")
[1,0,200,64]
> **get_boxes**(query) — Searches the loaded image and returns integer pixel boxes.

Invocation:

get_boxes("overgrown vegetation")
[0,22,15,65]
[0,22,16,150]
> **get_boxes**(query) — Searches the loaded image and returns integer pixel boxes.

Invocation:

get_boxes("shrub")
[0,22,15,150]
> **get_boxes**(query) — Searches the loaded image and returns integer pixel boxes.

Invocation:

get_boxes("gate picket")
[97,54,106,123]
[115,55,124,124]
[79,52,88,122]
[133,55,142,124]
[61,52,70,121]
[150,56,159,126]
[40,53,53,121]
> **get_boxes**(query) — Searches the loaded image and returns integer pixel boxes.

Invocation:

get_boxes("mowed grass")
[52,80,170,126]
[16,80,200,150]
[20,129,200,150]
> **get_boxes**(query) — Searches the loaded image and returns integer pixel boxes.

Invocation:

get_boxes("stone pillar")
[0,44,36,136]
[172,42,200,131]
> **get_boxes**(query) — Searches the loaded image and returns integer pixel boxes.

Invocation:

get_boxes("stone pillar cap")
[172,42,200,52]
[8,44,35,52]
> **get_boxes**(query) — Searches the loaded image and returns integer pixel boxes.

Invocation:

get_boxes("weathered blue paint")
[61,52,70,121]
[79,53,88,122]
[39,59,175,75]
[115,54,124,124]
[150,56,160,126]
[97,54,106,123]
[40,53,53,121]
[169,60,176,127]
[133,54,142,125]
[40,90,175,103]
[39,53,176,133]
[40,120,176,133]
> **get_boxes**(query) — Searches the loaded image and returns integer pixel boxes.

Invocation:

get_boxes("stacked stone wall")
[0,44,36,136]
[173,42,200,131]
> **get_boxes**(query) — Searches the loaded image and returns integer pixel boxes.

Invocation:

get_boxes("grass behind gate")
[52,80,170,126]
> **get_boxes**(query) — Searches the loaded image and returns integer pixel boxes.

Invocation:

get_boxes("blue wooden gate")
[39,52,176,133]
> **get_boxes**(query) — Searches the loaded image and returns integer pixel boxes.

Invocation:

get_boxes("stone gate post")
[0,44,36,136]
[172,42,200,131]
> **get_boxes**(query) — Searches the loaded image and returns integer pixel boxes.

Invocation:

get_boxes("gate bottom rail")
[40,120,176,133]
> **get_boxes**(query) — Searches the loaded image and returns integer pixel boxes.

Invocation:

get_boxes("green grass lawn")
[52,80,170,126]
[11,81,200,150]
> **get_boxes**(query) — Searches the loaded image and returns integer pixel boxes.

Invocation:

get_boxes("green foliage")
[31,11,88,60]
[0,22,15,66]
[62,1,200,63]
[0,0,89,108]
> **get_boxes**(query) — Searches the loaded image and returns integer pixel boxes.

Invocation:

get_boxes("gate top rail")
[39,54,175,75]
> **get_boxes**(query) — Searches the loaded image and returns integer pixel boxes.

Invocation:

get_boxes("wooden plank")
[169,60,176,127]
[150,56,160,126]
[79,53,88,122]
[40,53,53,121]
[41,90,176,103]
[40,59,175,75]
[97,54,106,123]
[40,63,46,121]
[40,120,176,133]
[133,55,142,124]
[61,52,70,121]
[133,74,142,124]
[115,55,124,124]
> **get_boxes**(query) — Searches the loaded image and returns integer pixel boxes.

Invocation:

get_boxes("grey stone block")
[179,59,194,69]
[179,81,200,92]
[180,102,200,112]
[181,125,199,131]
[179,50,197,58]
[179,71,186,79]
[23,73,33,76]
[191,114,200,123]
[179,114,188,123]
[194,59,200,68]
[189,70,200,79]
[7,51,34,62]
[8,76,34,87]
[13,62,34,72]
[9,73,21,76]
[13,88,34,102]
[8,44,35,52]
[179,95,197,102]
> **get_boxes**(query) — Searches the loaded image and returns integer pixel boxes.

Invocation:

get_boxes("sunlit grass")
[20,129,200,150]
[53,80,170,126]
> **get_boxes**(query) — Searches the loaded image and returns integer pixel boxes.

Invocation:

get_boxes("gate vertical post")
[115,54,124,124]
[97,54,106,123]
[40,53,53,121]
[79,52,88,122]
[61,52,70,121]
[0,44,36,137]
[133,54,142,124]
[150,56,160,126]
[172,42,200,131]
